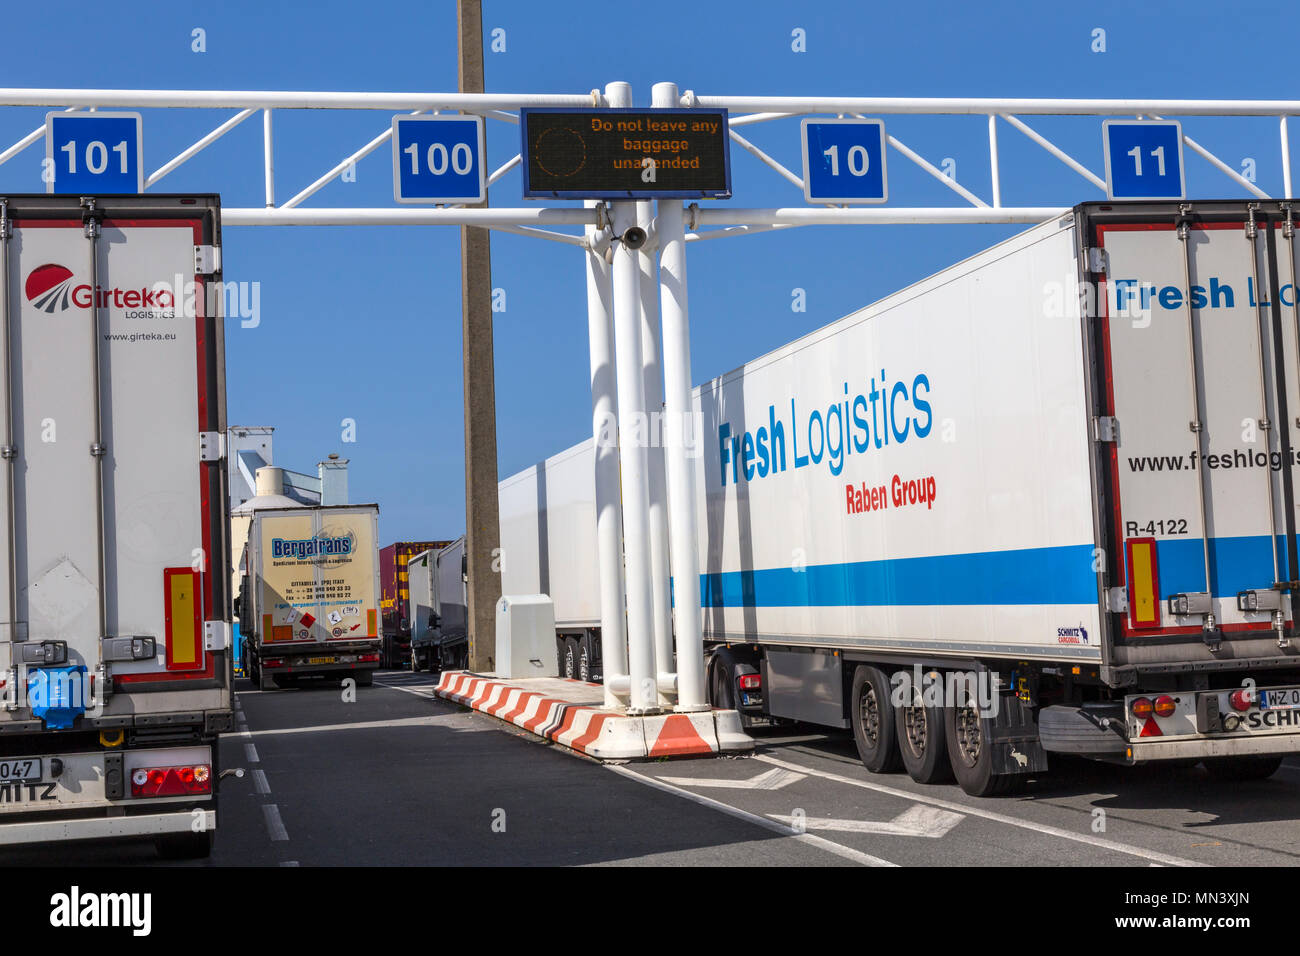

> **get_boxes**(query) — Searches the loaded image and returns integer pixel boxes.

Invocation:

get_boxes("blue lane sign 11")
[801,119,888,204]
[45,112,143,194]
[392,114,486,204]
[1102,120,1185,201]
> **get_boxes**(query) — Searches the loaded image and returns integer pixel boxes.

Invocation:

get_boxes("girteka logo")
[25,264,74,313]
[23,264,175,314]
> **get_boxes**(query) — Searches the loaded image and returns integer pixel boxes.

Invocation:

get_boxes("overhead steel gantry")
[3,85,1297,714]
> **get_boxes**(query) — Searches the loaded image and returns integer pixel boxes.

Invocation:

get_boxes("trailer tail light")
[163,568,203,671]
[263,658,285,668]
[1229,688,1253,712]
[1153,695,1177,718]
[1130,697,1153,718]
[358,652,379,663]
[1125,538,1161,629]
[130,764,212,797]
[738,674,761,691]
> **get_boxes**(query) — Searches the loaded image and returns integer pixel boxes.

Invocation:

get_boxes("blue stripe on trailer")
[700,543,1099,608]
[1153,534,1293,600]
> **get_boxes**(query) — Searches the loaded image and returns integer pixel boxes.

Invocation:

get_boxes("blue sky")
[2,0,1297,541]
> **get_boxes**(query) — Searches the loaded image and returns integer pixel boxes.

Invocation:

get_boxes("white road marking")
[235,710,246,722]
[609,764,897,867]
[252,769,271,795]
[280,860,300,867]
[373,679,439,700]
[243,714,464,738]
[244,742,260,763]
[659,766,806,791]
[262,804,289,841]
[769,805,965,838]
[753,754,1207,867]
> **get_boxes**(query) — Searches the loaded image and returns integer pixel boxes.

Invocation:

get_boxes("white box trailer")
[498,441,603,680]
[407,546,438,671]
[237,504,382,689]
[428,536,469,671]
[501,200,1300,796]
[0,195,231,856]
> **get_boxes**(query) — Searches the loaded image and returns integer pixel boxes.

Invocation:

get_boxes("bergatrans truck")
[501,199,1300,797]
[0,194,232,857]
[237,501,382,689]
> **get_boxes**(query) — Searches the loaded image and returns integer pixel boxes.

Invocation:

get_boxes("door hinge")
[1093,416,1119,442]
[194,244,221,275]
[204,621,232,652]
[1087,247,1108,275]
[1106,587,1129,613]
[198,431,225,462]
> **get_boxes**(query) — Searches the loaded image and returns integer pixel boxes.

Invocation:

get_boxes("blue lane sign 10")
[45,112,143,194]
[1102,120,1186,201]
[392,115,486,204]
[801,119,888,204]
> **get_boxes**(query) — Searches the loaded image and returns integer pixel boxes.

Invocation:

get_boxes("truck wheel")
[709,653,735,709]
[355,670,374,687]
[945,696,1011,797]
[155,830,213,860]
[895,688,953,784]
[578,640,592,682]
[1202,755,1283,781]
[850,665,901,773]
[562,637,579,680]
[258,668,273,692]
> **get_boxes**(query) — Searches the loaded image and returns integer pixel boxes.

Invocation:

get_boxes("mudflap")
[990,692,1049,775]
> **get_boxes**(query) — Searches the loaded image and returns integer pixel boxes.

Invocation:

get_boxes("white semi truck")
[500,199,1300,796]
[0,194,232,856]
[237,503,382,689]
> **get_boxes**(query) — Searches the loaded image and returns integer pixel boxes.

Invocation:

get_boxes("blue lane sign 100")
[45,112,143,194]
[801,119,888,204]
[1102,120,1186,201]
[392,115,486,204]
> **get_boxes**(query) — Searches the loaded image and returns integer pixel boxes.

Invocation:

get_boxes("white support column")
[638,199,676,706]
[653,80,708,712]
[262,108,275,208]
[585,200,630,708]
[1282,116,1293,199]
[987,114,1001,208]
[606,81,659,715]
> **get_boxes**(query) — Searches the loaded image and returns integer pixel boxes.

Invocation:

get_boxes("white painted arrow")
[657,766,807,791]
[769,804,965,838]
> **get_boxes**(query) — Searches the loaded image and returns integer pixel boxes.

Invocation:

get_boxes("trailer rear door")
[1092,202,1300,667]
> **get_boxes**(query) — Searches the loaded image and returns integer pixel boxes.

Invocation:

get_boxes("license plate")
[1259,687,1300,710]
[0,758,42,783]
[306,657,336,665]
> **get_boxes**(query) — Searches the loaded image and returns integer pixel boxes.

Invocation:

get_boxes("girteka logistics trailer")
[499,200,1300,796]
[0,195,232,857]
[237,503,382,690]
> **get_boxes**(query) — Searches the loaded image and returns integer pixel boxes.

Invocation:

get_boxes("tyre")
[1202,755,1283,781]
[562,637,579,680]
[257,667,273,692]
[578,639,592,683]
[709,652,735,709]
[850,665,901,773]
[355,670,374,687]
[895,681,953,784]
[155,830,213,860]
[945,692,1014,797]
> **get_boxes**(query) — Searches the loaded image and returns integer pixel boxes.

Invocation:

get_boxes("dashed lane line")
[262,804,289,842]
[608,764,897,867]
[252,769,271,795]
[244,742,260,764]
[751,754,1207,867]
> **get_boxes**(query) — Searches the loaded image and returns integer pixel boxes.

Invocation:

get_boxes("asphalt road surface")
[13,669,1300,866]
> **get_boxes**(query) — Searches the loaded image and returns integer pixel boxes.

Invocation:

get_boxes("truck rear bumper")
[1128,734,1300,763]
[0,809,214,846]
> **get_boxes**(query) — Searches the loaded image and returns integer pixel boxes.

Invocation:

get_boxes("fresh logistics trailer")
[500,199,1300,797]
[237,504,382,689]
[0,195,232,857]
[379,540,450,669]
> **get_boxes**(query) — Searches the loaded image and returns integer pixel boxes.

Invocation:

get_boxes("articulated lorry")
[237,503,382,689]
[501,199,1300,796]
[0,194,232,856]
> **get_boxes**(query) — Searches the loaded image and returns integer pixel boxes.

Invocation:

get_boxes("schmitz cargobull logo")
[24,263,175,314]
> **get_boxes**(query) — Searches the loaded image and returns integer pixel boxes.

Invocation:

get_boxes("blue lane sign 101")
[45,112,143,194]
[801,119,888,204]
[392,114,486,204]
[1102,120,1185,201]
